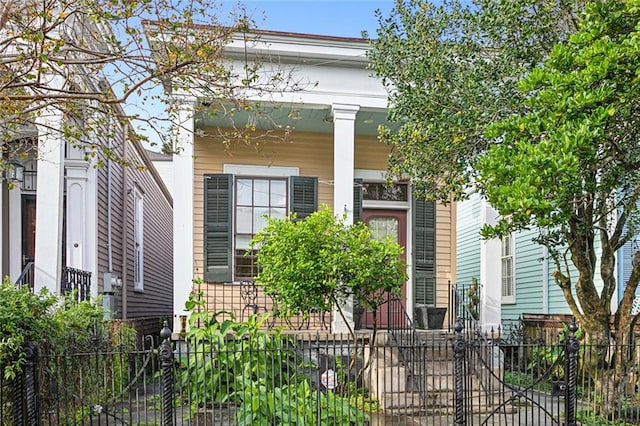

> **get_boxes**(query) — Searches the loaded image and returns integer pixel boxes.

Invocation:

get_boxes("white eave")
[225,30,370,67]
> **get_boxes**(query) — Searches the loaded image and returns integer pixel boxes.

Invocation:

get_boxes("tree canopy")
[367,0,583,201]
[370,0,640,339]
[477,0,640,335]
[1,0,295,167]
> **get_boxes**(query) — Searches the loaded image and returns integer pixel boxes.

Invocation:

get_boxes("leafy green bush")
[251,206,407,334]
[180,293,367,424]
[0,277,58,379]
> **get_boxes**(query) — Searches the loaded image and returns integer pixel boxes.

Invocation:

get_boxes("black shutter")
[290,176,318,220]
[413,195,436,305]
[353,179,363,223]
[204,174,232,282]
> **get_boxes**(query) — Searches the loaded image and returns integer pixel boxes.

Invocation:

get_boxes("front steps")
[363,330,514,415]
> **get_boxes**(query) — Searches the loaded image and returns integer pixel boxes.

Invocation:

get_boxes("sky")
[239,1,395,38]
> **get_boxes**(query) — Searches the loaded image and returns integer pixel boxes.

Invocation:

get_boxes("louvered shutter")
[290,176,318,220]
[413,195,436,305]
[353,179,363,223]
[204,174,232,282]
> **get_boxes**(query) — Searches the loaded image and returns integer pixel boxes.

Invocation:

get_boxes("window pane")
[369,218,398,242]
[236,235,252,250]
[253,207,269,231]
[271,208,286,220]
[271,180,287,207]
[254,179,270,206]
[237,179,252,205]
[237,207,253,233]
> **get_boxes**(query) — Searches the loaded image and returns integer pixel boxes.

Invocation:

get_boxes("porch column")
[65,143,97,297]
[331,103,359,333]
[172,96,196,336]
[480,199,501,331]
[34,109,65,294]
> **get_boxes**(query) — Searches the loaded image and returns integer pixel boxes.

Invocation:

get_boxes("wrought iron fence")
[4,319,640,425]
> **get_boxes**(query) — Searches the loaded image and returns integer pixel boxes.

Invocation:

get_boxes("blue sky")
[239,1,395,37]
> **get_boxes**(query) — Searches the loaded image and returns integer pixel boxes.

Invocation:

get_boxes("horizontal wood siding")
[435,202,454,308]
[456,195,481,286]
[96,130,126,306]
[194,130,454,318]
[123,143,173,319]
[194,130,334,279]
[96,122,172,321]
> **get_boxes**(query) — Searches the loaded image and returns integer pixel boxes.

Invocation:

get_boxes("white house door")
[361,209,407,329]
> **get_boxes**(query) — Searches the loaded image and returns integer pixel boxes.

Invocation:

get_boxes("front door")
[359,209,407,329]
[22,195,36,268]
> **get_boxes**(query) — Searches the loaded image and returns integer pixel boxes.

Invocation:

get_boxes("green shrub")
[180,292,367,424]
[0,277,58,379]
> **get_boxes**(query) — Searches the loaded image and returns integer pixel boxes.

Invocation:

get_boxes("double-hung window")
[501,233,515,303]
[203,172,317,283]
[235,177,287,279]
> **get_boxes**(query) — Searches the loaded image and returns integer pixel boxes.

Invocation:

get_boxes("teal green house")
[455,193,634,328]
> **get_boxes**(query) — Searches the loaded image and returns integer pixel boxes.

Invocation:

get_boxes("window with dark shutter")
[204,174,232,282]
[353,179,363,223]
[289,176,318,220]
[413,196,436,306]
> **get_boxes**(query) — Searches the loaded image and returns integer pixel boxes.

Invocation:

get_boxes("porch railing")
[15,262,35,292]
[60,266,91,302]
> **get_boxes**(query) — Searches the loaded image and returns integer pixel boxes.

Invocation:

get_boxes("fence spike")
[159,321,174,426]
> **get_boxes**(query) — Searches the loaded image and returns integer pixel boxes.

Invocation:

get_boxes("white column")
[480,199,502,331]
[332,104,359,224]
[34,109,65,294]
[172,97,196,336]
[65,145,97,297]
[331,103,359,334]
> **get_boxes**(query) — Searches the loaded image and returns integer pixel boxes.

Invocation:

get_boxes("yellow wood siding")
[193,129,456,323]
[194,130,334,278]
[435,202,455,312]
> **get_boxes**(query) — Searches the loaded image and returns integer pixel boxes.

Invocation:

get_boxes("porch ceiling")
[195,103,396,136]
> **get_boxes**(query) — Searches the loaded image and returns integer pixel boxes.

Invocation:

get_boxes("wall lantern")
[4,159,25,183]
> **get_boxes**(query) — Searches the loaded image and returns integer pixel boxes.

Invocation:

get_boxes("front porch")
[180,280,453,336]
[15,262,92,303]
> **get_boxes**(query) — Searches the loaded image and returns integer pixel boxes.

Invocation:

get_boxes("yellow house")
[161,29,456,334]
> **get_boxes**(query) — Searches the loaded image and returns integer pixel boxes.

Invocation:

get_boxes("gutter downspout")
[121,121,128,320]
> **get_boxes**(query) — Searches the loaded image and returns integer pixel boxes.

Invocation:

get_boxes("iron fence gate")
[5,319,640,425]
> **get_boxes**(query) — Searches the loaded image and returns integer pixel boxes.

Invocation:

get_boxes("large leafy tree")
[372,0,640,349]
[1,0,295,168]
[478,0,640,339]
[367,0,583,201]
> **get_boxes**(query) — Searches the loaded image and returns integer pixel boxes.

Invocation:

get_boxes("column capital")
[331,103,360,121]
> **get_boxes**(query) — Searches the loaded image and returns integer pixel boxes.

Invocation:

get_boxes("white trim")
[133,188,144,292]
[479,199,502,331]
[501,233,516,304]
[363,200,410,210]
[355,169,388,182]
[223,164,299,177]
[172,98,195,335]
[8,186,21,280]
